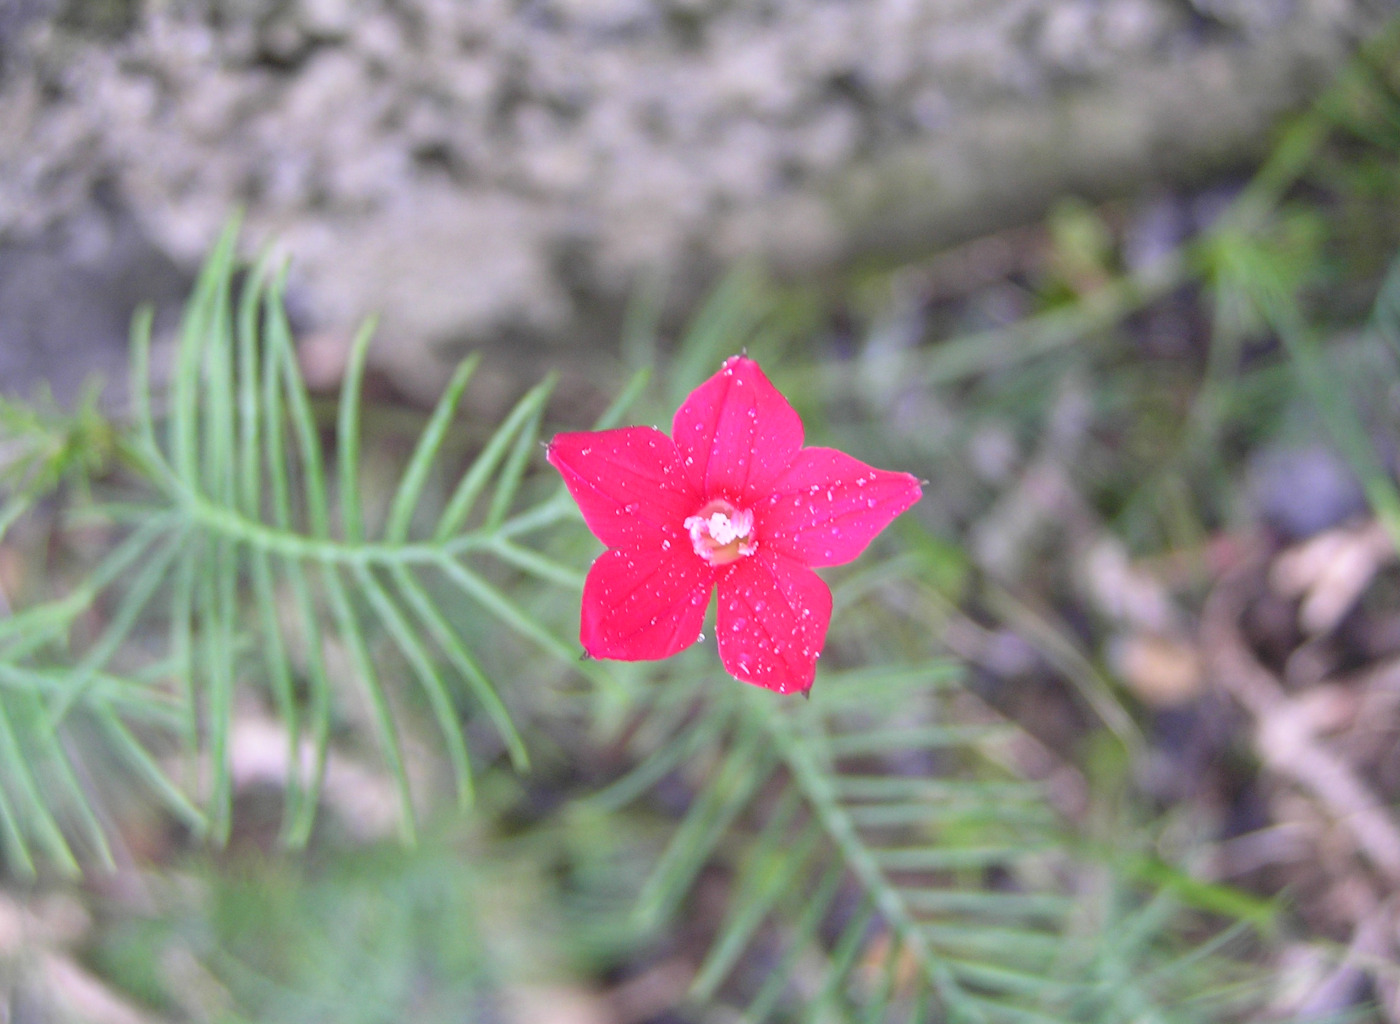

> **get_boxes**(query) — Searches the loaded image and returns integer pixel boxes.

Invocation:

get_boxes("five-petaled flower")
[547,355,922,695]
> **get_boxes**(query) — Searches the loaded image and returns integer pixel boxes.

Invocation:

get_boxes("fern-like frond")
[596,579,1276,1024]
[0,222,617,866]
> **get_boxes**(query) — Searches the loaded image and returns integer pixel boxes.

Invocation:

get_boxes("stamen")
[685,501,757,565]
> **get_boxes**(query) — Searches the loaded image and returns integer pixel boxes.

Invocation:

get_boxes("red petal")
[672,356,804,503]
[580,545,715,660]
[715,553,832,694]
[759,447,922,567]
[548,428,699,548]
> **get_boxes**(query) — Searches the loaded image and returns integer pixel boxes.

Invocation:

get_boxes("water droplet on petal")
[732,617,747,631]
[661,539,671,549]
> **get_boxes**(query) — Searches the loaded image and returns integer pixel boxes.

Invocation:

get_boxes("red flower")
[547,355,922,694]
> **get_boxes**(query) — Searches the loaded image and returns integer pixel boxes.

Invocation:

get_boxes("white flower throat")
[685,501,757,566]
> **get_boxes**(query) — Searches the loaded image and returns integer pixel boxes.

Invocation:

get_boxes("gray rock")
[0,0,1392,395]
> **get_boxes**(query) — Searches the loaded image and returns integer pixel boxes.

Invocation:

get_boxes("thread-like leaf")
[484,404,543,530]
[39,717,116,871]
[47,528,185,727]
[0,513,174,650]
[746,857,846,1021]
[0,696,79,875]
[336,317,377,543]
[433,376,555,542]
[485,538,584,589]
[691,800,818,1000]
[585,700,735,814]
[250,549,305,839]
[668,265,771,405]
[384,353,479,544]
[201,244,237,509]
[355,563,474,809]
[388,564,528,770]
[800,899,877,1024]
[236,260,266,517]
[267,269,329,539]
[593,367,651,431]
[281,556,333,849]
[203,535,238,844]
[0,664,180,725]
[636,713,773,928]
[170,219,240,489]
[434,557,612,687]
[95,704,206,835]
[322,564,416,844]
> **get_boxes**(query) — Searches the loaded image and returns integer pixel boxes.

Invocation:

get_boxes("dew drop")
[732,617,748,631]
[826,489,833,500]
[697,632,706,643]
[661,539,671,549]
[867,498,876,508]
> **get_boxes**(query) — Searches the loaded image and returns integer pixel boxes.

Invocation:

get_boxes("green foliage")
[0,219,625,869]
[0,220,1311,1021]
[14,25,1400,1017]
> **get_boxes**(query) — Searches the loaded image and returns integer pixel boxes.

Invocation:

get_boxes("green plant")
[14,22,1400,1016]
[0,234,1295,1024]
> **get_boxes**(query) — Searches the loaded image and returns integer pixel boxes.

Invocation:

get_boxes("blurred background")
[4,1,1400,1022]
[1,0,1391,400]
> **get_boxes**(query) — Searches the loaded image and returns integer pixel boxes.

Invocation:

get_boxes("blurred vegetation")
[1,15,1399,1024]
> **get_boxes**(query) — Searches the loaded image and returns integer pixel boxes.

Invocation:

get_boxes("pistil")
[685,499,757,565]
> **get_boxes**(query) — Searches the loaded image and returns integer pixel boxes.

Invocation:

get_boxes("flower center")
[685,499,757,566]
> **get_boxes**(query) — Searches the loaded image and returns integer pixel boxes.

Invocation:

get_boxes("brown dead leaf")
[1271,520,1394,636]
[1110,633,1202,706]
